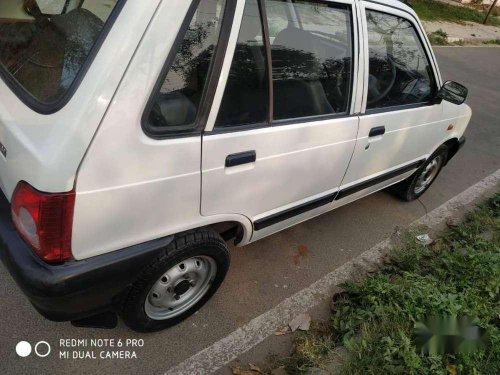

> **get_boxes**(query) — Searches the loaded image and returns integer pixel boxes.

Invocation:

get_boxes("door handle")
[369,126,385,137]
[225,151,256,167]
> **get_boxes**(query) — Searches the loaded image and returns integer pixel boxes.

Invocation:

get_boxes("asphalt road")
[1,47,499,375]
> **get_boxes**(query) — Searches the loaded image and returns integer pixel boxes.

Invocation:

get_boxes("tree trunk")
[484,0,499,25]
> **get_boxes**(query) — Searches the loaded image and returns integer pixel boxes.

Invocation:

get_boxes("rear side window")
[366,10,437,110]
[216,0,268,128]
[215,0,354,129]
[266,0,353,121]
[147,0,226,134]
[0,0,122,107]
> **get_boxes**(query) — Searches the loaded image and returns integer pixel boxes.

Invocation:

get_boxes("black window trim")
[141,0,237,140]
[364,102,440,116]
[259,0,274,124]
[0,0,128,115]
[365,0,441,85]
[362,2,441,115]
[207,0,357,135]
[206,112,358,135]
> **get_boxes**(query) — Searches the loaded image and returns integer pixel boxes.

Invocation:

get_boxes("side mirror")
[437,81,468,105]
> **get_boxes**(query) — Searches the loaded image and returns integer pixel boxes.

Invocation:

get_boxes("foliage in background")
[483,38,500,44]
[413,0,500,27]
[281,193,500,374]
[427,29,449,45]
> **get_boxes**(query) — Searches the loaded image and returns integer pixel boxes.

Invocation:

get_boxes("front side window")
[366,10,437,110]
[266,0,353,120]
[147,0,226,133]
[0,0,122,105]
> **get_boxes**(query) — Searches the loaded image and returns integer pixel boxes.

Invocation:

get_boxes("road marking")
[165,169,500,375]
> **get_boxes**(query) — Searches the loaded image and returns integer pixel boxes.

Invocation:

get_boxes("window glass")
[148,0,226,132]
[216,0,268,128]
[266,0,353,120]
[366,10,436,110]
[0,0,121,105]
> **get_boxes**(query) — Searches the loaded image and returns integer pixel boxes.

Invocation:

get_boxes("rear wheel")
[120,229,229,332]
[392,145,448,202]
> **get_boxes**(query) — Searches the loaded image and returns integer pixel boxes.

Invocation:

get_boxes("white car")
[0,0,470,332]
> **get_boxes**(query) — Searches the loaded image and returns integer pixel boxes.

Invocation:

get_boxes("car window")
[265,0,353,121]
[366,10,437,110]
[0,0,122,105]
[147,0,226,133]
[215,0,268,128]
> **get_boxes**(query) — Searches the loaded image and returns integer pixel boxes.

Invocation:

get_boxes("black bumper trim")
[0,194,173,321]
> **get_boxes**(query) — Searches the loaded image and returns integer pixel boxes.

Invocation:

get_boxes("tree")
[484,0,499,25]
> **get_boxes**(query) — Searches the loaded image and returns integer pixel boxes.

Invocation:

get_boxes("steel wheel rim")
[145,256,217,320]
[414,155,443,194]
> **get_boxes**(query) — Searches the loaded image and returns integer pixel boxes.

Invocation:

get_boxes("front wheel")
[119,229,230,332]
[392,145,448,202]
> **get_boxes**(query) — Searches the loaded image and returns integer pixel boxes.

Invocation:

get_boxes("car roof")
[363,0,414,13]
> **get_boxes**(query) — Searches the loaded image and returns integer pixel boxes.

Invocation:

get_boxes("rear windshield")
[0,0,121,106]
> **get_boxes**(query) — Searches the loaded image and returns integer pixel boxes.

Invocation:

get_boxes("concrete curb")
[165,169,500,375]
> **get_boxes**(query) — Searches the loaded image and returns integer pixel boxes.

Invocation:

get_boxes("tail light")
[11,182,75,263]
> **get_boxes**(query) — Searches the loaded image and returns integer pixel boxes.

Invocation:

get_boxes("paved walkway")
[423,20,500,42]
[421,0,500,43]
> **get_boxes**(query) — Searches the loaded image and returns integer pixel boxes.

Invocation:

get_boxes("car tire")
[119,228,229,332]
[392,145,448,202]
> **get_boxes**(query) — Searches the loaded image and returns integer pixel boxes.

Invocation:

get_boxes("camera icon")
[16,341,51,358]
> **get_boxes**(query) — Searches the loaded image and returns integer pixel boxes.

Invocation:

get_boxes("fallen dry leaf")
[447,363,457,375]
[430,238,445,251]
[249,363,263,373]
[231,367,260,375]
[274,326,291,336]
[289,313,311,332]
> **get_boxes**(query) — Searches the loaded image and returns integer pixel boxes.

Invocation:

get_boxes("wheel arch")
[195,213,253,246]
[208,220,249,246]
[442,137,461,166]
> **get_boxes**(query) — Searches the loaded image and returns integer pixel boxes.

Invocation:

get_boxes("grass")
[483,38,500,45]
[413,0,500,27]
[278,193,500,374]
[427,29,449,46]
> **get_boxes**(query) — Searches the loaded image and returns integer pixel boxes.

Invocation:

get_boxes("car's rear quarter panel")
[0,1,159,201]
[72,0,254,260]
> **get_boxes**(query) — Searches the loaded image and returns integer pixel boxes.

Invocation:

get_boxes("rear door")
[334,1,445,204]
[201,0,361,241]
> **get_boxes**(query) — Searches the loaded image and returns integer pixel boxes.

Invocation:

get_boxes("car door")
[201,0,361,242]
[334,1,446,205]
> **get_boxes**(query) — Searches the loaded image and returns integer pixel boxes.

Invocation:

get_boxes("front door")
[201,0,361,241]
[335,2,445,205]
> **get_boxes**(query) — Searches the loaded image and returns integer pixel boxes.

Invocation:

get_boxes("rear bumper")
[0,193,172,321]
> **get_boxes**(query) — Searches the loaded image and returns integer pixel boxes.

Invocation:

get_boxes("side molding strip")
[253,192,337,231]
[335,159,425,200]
[253,159,425,231]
